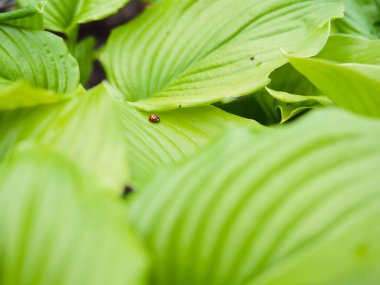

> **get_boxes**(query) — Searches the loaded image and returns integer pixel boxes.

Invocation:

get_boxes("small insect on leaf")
[122,185,134,198]
[149,114,160,123]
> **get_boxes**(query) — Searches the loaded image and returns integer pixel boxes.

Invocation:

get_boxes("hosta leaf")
[217,63,324,125]
[130,109,380,285]
[0,81,72,110]
[317,34,380,64]
[215,93,280,126]
[101,0,343,111]
[120,100,262,189]
[266,88,331,123]
[0,83,128,192]
[0,24,79,93]
[288,57,380,118]
[43,0,130,33]
[0,149,148,285]
[333,0,380,39]
[0,0,45,30]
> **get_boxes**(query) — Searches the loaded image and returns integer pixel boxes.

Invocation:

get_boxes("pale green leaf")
[101,0,343,111]
[0,81,72,110]
[333,0,380,39]
[130,109,380,285]
[0,83,128,192]
[288,56,380,118]
[0,24,79,93]
[43,0,130,33]
[120,99,262,189]
[266,88,331,123]
[216,63,324,124]
[0,149,148,285]
[317,34,380,64]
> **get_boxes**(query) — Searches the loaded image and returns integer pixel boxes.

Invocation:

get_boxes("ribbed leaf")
[266,88,331,123]
[0,1,45,30]
[120,100,262,188]
[288,35,380,118]
[0,81,72,110]
[0,24,79,93]
[333,0,380,39]
[101,0,343,111]
[0,83,128,192]
[216,63,324,124]
[130,109,380,285]
[0,149,148,285]
[43,0,130,33]
[317,34,380,64]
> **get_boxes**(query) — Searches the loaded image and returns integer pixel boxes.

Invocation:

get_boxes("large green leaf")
[0,149,148,284]
[333,0,380,39]
[0,24,79,93]
[288,35,380,118]
[43,0,130,33]
[101,0,343,111]
[130,109,380,285]
[0,83,128,192]
[120,98,262,189]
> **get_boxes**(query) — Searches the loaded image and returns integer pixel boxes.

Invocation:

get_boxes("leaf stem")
[66,24,79,52]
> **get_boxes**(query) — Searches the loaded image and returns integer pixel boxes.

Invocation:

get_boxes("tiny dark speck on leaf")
[149,114,160,123]
[122,186,134,198]
[250,56,255,61]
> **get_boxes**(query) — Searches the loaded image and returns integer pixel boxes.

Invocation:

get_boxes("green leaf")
[120,100,262,188]
[0,1,45,29]
[101,0,343,111]
[0,83,128,192]
[0,81,72,110]
[333,0,380,39]
[0,24,80,93]
[0,149,148,285]
[317,34,380,64]
[0,1,44,21]
[216,63,325,125]
[130,109,380,285]
[288,57,380,118]
[72,36,96,86]
[266,88,331,123]
[43,0,130,33]
[215,93,281,126]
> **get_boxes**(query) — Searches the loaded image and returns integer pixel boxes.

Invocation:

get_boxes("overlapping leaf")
[130,109,380,285]
[0,84,128,192]
[43,0,130,33]
[101,0,343,111]
[0,149,148,285]
[288,35,380,118]
[0,81,72,110]
[333,0,380,39]
[119,101,261,188]
[0,0,46,29]
[216,63,326,124]
[0,24,79,93]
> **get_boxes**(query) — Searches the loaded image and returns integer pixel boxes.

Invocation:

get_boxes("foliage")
[0,0,380,284]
